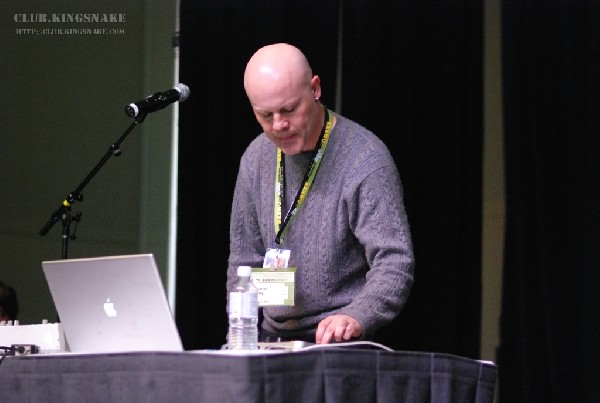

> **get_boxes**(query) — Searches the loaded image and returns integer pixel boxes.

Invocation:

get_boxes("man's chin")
[278,142,302,156]
[280,147,301,156]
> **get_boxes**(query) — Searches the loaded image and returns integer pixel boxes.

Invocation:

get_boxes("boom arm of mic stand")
[38,113,148,237]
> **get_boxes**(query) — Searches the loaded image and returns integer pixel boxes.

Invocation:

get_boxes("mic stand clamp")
[60,210,82,259]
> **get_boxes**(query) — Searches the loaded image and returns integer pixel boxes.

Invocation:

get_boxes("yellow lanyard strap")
[274,108,334,246]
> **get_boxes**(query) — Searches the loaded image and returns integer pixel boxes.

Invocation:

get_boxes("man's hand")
[315,314,362,344]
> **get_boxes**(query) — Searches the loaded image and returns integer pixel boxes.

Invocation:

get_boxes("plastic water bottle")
[228,266,258,350]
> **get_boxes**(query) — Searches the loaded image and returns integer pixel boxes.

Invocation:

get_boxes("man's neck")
[303,104,327,152]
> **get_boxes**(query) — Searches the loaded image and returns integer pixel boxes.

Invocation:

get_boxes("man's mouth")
[276,132,296,142]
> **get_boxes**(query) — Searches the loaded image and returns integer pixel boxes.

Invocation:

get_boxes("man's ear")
[311,75,322,100]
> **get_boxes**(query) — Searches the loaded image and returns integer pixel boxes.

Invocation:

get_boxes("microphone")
[125,83,190,117]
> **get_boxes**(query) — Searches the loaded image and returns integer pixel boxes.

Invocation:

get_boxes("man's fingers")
[315,317,333,343]
[343,323,356,340]
[316,315,362,344]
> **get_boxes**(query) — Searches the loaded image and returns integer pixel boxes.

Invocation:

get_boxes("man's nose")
[272,114,289,131]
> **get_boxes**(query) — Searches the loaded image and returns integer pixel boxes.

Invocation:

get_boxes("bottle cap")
[237,265,252,276]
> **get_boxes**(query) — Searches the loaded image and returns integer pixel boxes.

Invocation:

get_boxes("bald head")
[244,43,314,103]
[243,43,325,155]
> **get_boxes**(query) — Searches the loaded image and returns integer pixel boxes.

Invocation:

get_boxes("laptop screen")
[42,254,183,353]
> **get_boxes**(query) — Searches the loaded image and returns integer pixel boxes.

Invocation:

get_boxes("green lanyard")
[274,108,334,246]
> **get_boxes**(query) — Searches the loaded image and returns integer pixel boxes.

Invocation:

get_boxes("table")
[0,348,497,402]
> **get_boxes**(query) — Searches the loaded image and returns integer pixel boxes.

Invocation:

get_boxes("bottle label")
[229,290,258,319]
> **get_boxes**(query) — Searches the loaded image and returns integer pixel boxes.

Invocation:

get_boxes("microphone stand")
[39,113,148,259]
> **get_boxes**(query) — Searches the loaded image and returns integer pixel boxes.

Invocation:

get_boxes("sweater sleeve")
[226,141,269,295]
[340,160,415,336]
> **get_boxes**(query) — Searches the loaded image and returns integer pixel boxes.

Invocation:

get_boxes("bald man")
[227,43,414,344]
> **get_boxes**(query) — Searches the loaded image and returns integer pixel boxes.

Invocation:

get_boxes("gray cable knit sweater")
[227,111,414,341]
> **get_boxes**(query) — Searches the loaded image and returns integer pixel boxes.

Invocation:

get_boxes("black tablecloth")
[0,349,497,403]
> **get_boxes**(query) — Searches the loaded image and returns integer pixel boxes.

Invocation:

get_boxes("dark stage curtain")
[177,0,484,360]
[340,0,483,359]
[499,1,600,402]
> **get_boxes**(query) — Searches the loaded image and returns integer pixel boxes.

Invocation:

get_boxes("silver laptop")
[42,254,183,353]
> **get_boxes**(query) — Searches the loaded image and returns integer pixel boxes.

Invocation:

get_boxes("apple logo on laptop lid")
[103,298,118,317]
